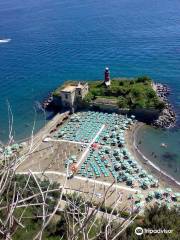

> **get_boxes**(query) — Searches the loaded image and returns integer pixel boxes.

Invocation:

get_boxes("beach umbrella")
[128,194,133,199]
[155,200,162,207]
[143,180,151,186]
[111,131,116,136]
[126,179,133,185]
[104,145,111,150]
[139,171,147,178]
[173,193,180,202]
[114,163,121,170]
[155,190,163,199]
[165,188,172,193]
[174,203,180,209]
[174,193,180,197]
[104,134,110,139]
[165,198,171,203]
[114,125,119,130]
[5,146,11,151]
[122,150,127,156]
[11,144,19,150]
[114,148,120,152]
[147,174,154,180]
[115,156,121,161]
[4,147,13,156]
[70,155,77,160]
[136,202,144,208]
[148,191,155,198]
[166,203,171,209]
[136,194,144,200]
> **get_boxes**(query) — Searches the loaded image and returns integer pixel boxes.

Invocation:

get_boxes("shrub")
[136,76,151,83]
[86,77,164,110]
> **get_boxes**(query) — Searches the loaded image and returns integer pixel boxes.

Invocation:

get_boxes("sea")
[0,0,180,181]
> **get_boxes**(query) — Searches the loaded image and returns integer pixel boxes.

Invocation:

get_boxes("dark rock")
[152,83,176,128]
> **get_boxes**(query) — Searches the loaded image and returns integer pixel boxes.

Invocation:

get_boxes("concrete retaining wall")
[89,102,160,123]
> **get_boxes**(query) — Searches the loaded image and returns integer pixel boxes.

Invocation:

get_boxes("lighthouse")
[104,67,111,86]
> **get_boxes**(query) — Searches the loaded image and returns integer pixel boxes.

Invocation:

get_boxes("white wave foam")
[0,38,11,44]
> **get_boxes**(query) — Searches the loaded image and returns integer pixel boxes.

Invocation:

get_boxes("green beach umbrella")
[136,194,144,200]
[128,194,133,199]
[70,155,77,161]
[136,202,144,208]
[11,144,19,150]
[174,193,180,197]
[148,191,155,197]
[165,188,172,193]
[166,203,171,209]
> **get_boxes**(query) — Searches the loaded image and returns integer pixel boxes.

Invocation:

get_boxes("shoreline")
[125,122,180,191]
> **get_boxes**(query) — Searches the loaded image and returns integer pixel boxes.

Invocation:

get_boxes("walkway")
[43,137,88,146]
[77,124,105,167]
[44,124,105,168]
[17,170,141,193]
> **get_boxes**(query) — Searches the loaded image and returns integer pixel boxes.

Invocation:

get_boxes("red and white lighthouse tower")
[104,67,111,86]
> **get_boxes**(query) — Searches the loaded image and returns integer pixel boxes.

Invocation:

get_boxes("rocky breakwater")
[153,83,176,128]
[42,92,53,110]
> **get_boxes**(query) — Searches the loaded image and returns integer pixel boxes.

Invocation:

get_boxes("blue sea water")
[0,0,180,179]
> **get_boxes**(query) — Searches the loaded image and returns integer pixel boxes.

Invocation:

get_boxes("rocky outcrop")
[153,83,176,128]
[42,92,53,110]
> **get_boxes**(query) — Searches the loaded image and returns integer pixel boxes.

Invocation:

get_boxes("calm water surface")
[137,126,180,181]
[0,0,180,179]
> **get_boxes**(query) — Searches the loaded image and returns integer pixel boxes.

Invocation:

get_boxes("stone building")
[59,82,88,111]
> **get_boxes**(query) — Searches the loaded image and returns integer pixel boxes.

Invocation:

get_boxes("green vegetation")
[84,76,165,110]
[12,202,180,240]
[12,191,106,240]
[3,176,179,240]
[118,205,180,240]
[99,204,130,218]
[0,175,61,240]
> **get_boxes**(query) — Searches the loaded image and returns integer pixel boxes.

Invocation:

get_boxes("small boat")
[160,143,168,148]
[0,38,11,43]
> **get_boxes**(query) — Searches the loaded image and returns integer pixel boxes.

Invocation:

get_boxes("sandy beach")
[15,110,180,213]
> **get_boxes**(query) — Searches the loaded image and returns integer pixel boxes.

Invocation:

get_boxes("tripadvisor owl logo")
[135,227,143,236]
[135,227,173,236]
